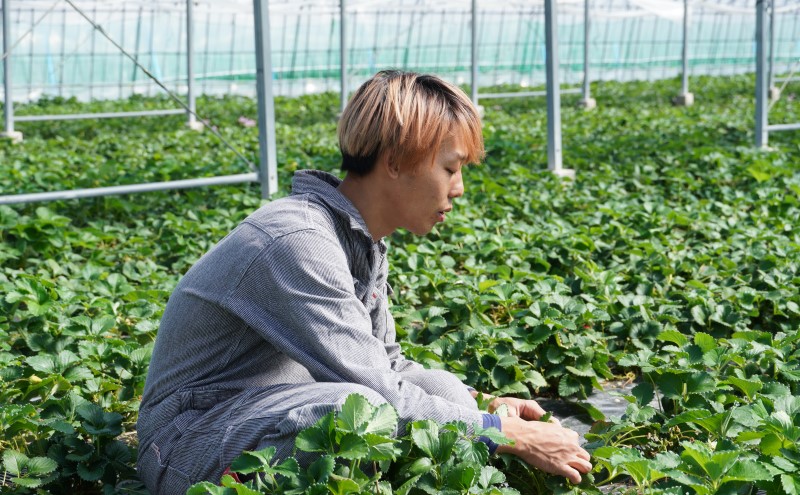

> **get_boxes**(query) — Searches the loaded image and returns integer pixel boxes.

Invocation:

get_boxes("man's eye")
[446,169,456,175]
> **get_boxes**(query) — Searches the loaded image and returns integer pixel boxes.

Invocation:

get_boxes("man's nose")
[450,172,464,198]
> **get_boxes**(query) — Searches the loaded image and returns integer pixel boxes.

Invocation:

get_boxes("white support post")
[470,0,478,106]
[544,0,573,179]
[768,0,780,100]
[339,0,347,114]
[674,0,694,106]
[2,0,22,142]
[755,0,768,147]
[253,0,279,197]
[186,0,203,130]
[579,0,595,109]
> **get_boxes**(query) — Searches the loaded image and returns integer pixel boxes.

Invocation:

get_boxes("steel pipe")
[0,173,259,205]
[253,0,279,197]
[15,109,185,122]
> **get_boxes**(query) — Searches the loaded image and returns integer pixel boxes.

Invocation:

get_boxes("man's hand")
[488,396,560,424]
[497,416,592,484]
[472,391,560,425]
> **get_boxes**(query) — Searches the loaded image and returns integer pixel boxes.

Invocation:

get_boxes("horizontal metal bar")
[477,87,582,100]
[0,173,259,205]
[774,78,797,84]
[15,108,185,122]
[767,122,800,132]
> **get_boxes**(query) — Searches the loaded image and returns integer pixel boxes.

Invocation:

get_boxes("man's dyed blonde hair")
[338,70,484,175]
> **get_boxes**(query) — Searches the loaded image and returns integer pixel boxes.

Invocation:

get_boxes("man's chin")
[408,225,435,236]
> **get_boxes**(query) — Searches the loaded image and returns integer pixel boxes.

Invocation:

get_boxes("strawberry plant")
[1,73,799,493]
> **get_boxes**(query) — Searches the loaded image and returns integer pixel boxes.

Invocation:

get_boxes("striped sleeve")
[220,228,486,432]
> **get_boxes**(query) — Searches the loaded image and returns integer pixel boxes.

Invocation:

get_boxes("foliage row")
[1,75,799,493]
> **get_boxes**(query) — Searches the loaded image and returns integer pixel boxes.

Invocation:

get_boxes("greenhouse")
[1,0,799,494]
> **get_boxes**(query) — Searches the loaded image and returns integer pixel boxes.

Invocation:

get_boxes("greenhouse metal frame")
[1,0,799,205]
[755,0,800,147]
[0,0,278,204]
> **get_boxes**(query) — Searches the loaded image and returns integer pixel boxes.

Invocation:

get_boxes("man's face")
[393,133,467,236]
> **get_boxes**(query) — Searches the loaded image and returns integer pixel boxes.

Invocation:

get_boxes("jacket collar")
[291,170,384,248]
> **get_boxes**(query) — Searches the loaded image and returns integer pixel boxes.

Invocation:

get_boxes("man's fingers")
[569,457,593,473]
[524,400,547,419]
[576,448,591,461]
[557,466,583,485]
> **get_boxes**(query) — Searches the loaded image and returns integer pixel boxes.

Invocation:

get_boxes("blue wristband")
[479,413,502,454]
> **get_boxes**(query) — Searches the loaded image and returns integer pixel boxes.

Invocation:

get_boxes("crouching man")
[136,70,591,494]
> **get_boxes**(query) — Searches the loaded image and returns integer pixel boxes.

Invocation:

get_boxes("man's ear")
[381,153,401,179]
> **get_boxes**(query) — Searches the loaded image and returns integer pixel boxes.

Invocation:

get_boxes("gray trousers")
[136,369,478,495]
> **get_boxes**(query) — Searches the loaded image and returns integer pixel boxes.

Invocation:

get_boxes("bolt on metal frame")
[0,0,279,205]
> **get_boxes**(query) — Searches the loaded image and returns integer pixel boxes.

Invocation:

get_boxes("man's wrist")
[479,413,503,454]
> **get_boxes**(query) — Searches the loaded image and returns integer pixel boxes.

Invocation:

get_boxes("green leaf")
[658,330,688,346]
[455,439,489,465]
[473,425,509,446]
[307,455,335,484]
[396,474,422,495]
[336,433,370,460]
[187,481,236,495]
[771,456,798,473]
[781,474,800,495]
[725,376,762,400]
[664,409,712,428]
[229,447,276,474]
[26,456,57,476]
[327,474,360,495]
[401,457,434,477]
[721,459,773,483]
[364,403,398,436]
[694,332,715,353]
[296,412,335,453]
[10,477,43,488]
[2,449,27,475]
[411,420,440,458]
[445,464,476,490]
[77,460,106,481]
[691,305,707,326]
[363,433,400,461]
[337,394,373,434]
[631,382,654,407]
[77,402,123,436]
[477,465,506,488]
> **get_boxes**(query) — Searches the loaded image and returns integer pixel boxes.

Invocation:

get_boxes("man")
[136,70,591,494]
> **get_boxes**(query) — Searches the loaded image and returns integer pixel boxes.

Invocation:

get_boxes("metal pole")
[582,0,589,100]
[579,0,595,109]
[186,0,200,129]
[0,173,259,205]
[2,0,16,139]
[471,0,478,105]
[681,0,689,95]
[132,6,143,83]
[253,0,279,197]
[768,0,776,95]
[339,0,347,113]
[545,0,571,178]
[755,0,768,147]
[673,0,693,105]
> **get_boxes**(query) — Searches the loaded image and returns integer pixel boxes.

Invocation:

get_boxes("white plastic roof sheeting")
[11,0,800,16]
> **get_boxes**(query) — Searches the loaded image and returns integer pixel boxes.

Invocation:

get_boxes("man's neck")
[337,173,394,241]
